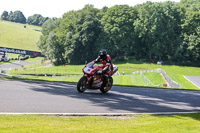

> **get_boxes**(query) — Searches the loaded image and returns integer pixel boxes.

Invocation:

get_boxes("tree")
[134,2,182,61]
[41,18,58,35]
[181,10,200,64]
[38,18,60,64]
[63,5,101,64]
[99,5,138,60]
[27,14,42,25]
[3,10,26,23]
[27,14,49,26]
[8,11,14,22]
[39,17,49,26]
[13,11,26,23]
[180,0,200,11]
[46,32,65,65]
[1,11,8,20]
[176,0,200,65]
[38,5,101,64]
[37,2,200,66]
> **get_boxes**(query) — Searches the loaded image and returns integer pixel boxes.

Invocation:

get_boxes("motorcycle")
[77,61,118,93]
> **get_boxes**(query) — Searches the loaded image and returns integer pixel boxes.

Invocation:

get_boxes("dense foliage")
[3,0,199,66]
[1,10,49,26]
[1,10,26,24]
[27,14,49,26]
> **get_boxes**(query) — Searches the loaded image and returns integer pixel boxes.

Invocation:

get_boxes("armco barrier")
[154,68,181,88]
[0,72,24,79]
[0,73,12,78]
[140,72,159,87]
[121,68,181,88]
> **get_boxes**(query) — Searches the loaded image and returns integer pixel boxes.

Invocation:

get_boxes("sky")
[0,0,181,18]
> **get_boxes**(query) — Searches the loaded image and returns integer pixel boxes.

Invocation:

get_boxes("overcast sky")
[0,0,181,18]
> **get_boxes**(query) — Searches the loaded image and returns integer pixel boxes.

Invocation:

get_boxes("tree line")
[2,0,200,66]
[1,10,50,26]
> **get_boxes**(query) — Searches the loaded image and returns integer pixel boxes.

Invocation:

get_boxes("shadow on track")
[14,79,200,115]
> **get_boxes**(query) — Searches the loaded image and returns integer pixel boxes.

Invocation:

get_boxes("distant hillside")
[0,20,41,51]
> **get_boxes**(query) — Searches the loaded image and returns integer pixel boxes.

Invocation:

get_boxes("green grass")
[117,63,200,90]
[0,62,5,65]
[10,63,84,75]
[144,72,166,85]
[0,113,200,132]
[0,20,41,51]
[6,53,19,58]
[21,73,147,87]
[25,57,44,61]
[0,60,16,65]
[10,62,200,90]
[113,74,146,86]
[22,75,81,83]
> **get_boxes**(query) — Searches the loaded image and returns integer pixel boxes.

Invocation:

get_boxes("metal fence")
[155,68,181,88]
[121,68,181,88]
[140,72,159,87]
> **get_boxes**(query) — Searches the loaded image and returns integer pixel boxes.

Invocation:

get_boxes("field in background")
[0,113,200,132]
[0,21,41,51]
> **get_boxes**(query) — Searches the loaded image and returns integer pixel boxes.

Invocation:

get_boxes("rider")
[94,49,113,75]
[93,49,113,87]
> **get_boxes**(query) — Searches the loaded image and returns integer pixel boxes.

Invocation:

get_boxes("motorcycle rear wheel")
[100,76,113,93]
[77,76,87,93]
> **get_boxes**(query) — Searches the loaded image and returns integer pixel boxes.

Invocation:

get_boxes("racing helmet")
[98,49,107,60]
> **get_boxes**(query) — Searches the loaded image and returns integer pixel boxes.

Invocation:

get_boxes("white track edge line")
[0,112,199,115]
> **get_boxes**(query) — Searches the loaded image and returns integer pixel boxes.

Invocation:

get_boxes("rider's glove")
[94,56,100,63]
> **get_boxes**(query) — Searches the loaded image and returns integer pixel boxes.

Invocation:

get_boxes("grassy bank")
[20,73,148,87]
[0,21,41,51]
[0,113,200,133]
[144,72,166,85]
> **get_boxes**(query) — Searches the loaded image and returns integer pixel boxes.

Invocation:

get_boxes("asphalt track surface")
[184,76,200,89]
[1,79,200,114]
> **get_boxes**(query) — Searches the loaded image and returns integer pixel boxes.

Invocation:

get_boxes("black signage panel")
[0,47,44,57]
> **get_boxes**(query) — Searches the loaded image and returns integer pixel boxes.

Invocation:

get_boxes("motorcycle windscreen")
[83,67,93,74]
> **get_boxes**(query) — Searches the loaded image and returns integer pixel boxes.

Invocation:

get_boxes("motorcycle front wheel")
[77,76,87,93]
[100,76,113,93]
